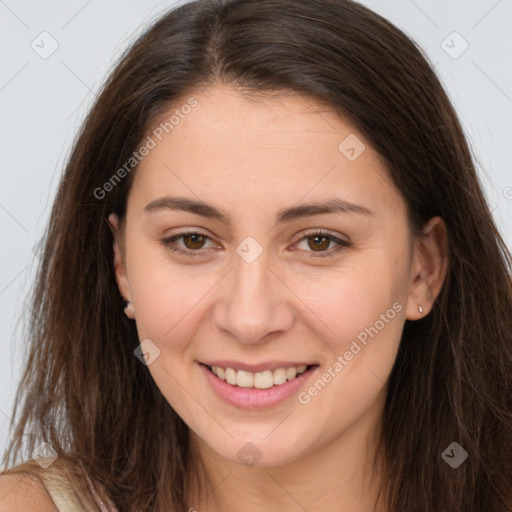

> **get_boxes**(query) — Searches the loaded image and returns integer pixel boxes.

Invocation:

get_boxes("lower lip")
[199,363,318,409]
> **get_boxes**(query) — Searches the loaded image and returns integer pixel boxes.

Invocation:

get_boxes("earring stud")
[124,301,135,318]
[418,305,423,314]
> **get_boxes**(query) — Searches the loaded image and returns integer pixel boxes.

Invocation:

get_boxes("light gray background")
[1,0,511,457]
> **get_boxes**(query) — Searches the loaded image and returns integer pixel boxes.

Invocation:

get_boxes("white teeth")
[236,370,254,388]
[225,367,237,385]
[286,367,297,381]
[273,368,287,385]
[253,370,274,389]
[209,364,309,389]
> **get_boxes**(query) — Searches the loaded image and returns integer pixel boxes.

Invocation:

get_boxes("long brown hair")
[2,0,512,510]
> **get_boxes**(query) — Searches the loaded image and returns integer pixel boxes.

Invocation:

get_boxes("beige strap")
[31,462,94,512]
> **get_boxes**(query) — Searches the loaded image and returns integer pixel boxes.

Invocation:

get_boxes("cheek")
[293,269,405,431]
[290,263,404,344]
[130,265,217,349]
[126,246,236,372]
[286,247,409,397]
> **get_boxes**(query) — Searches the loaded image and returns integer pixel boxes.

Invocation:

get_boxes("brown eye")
[182,233,207,250]
[295,230,351,259]
[161,231,215,256]
[307,235,331,252]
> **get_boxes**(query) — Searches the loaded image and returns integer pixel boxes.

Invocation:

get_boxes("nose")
[211,249,295,345]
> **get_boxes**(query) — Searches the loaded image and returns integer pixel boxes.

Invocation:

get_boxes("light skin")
[110,84,448,511]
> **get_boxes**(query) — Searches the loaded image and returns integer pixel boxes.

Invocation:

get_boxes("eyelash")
[160,229,351,259]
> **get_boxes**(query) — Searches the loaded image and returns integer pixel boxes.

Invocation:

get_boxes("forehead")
[129,84,404,222]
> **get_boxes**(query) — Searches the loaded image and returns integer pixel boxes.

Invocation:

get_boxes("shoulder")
[0,458,116,512]
[0,467,58,511]
[0,458,98,512]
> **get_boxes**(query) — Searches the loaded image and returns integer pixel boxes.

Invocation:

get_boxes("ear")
[107,213,133,313]
[405,216,448,320]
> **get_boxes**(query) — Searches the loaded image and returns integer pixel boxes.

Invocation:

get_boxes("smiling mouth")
[202,363,318,390]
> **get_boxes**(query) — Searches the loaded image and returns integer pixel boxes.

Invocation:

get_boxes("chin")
[210,431,311,468]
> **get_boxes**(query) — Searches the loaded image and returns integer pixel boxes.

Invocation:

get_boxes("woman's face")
[113,84,430,467]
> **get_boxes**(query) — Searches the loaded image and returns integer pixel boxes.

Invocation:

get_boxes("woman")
[1,0,511,510]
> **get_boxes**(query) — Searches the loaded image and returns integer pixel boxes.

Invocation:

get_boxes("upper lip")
[200,360,317,373]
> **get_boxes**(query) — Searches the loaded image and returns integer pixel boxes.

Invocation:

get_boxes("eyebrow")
[144,196,374,226]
